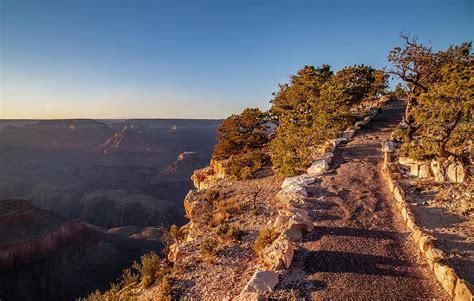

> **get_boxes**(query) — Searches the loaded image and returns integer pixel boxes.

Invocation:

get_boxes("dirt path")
[273,98,450,300]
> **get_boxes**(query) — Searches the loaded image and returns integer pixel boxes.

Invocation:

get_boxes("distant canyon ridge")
[0,118,221,300]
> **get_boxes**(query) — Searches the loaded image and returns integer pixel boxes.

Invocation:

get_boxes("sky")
[0,0,472,119]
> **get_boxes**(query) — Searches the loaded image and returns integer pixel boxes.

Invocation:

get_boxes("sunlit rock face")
[191,159,227,189]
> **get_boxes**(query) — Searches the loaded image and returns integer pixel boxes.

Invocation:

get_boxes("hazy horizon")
[1,0,473,119]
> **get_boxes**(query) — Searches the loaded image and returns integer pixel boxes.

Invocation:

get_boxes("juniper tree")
[212,108,270,179]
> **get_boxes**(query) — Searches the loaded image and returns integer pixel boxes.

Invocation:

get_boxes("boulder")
[342,129,356,140]
[322,152,334,161]
[276,184,308,207]
[307,159,329,175]
[191,159,227,189]
[431,160,447,183]
[410,164,420,177]
[418,164,431,178]
[281,174,316,190]
[399,157,418,166]
[240,270,279,294]
[426,246,446,262]
[447,163,466,183]
[455,278,474,301]
[434,263,458,296]
[262,236,294,270]
[322,142,336,153]
[330,138,347,146]
[183,190,209,223]
[288,212,313,232]
[273,215,290,232]
[393,185,405,203]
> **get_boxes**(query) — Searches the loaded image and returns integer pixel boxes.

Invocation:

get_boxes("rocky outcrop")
[191,159,227,189]
[398,156,468,183]
[183,189,210,224]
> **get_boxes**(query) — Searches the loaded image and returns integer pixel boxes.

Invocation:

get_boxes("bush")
[119,268,139,288]
[215,223,244,241]
[226,149,270,180]
[141,275,153,289]
[133,252,162,280]
[170,224,186,242]
[253,228,279,254]
[212,108,270,179]
[270,64,378,176]
[199,238,218,260]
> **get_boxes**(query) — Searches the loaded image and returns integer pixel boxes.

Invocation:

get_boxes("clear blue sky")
[1,0,472,119]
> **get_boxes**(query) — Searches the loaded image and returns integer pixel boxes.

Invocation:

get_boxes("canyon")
[0,118,221,300]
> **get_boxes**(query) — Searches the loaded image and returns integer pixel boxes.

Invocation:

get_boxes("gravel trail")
[274,98,450,300]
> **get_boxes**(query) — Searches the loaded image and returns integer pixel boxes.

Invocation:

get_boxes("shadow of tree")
[304,250,413,278]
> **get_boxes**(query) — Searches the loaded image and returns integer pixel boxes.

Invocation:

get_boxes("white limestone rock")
[262,236,294,270]
[281,174,316,190]
[240,270,279,294]
[307,159,329,175]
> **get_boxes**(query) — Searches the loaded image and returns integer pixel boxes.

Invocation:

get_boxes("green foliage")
[388,33,472,127]
[212,108,270,179]
[407,63,473,158]
[253,227,279,254]
[215,223,244,241]
[269,64,379,176]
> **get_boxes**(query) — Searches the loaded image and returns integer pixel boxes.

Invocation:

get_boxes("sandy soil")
[272,98,450,300]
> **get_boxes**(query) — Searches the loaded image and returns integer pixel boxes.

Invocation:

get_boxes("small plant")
[160,274,173,300]
[141,275,153,289]
[215,223,244,241]
[119,268,139,288]
[170,224,187,242]
[253,227,279,254]
[199,238,218,260]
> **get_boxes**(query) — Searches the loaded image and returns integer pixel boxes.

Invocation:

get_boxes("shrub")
[212,108,271,179]
[199,238,218,260]
[226,149,271,180]
[133,252,161,280]
[119,268,139,288]
[170,224,186,242]
[215,223,244,241]
[141,275,153,289]
[270,64,378,176]
[253,228,279,254]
